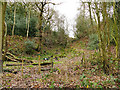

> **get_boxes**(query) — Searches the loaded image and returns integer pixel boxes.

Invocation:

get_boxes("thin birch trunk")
[27,5,31,38]
[113,1,119,58]
[26,13,27,34]
[12,2,16,36]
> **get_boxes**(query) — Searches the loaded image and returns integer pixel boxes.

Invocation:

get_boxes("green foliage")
[45,73,50,78]
[29,17,38,37]
[5,4,38,37]
[69,48,81,58]
[26,65,34,68]
[79,74,103,88]
[24,40,35,54]
[15,16,26,36]
[89,52,101,66]
[23,74,31,79]
[58,53,66,58]
[80,73,89,88]
[49,81,55,88]
[87,34,99,50]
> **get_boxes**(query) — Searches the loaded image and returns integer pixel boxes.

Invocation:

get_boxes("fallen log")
[33,62,52,66]
[6,62,52,66]
[6,64,29,66]
[3,68,51,73]
[2,54,17,62]
[3,69,18,74]
[41,68,51,71]
[13,57,33,63]
[2,51,33,63]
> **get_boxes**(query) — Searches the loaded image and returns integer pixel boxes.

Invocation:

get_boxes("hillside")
[1,36,119,88]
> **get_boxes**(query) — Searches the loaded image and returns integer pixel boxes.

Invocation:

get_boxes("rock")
[43,57,49,60]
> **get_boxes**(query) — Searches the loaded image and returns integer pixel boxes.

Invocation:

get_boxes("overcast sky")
[52,0,80,38]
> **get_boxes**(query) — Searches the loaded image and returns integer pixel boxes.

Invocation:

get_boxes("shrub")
[87,34,99,50]
[24,40,35,54]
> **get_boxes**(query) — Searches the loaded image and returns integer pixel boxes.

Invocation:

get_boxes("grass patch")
[54,61,63,64]
[26,65,34,68]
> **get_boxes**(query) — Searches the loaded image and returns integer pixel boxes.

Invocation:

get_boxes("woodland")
[0,0,120,89]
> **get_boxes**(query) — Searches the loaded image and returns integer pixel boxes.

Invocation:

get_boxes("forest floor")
[1,36,119,88]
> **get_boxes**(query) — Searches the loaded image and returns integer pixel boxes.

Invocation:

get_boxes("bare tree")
[35,0,55,52]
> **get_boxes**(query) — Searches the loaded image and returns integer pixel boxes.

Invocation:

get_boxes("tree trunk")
[95,3,102,57]
[2,2,7,50]
[118,28,120,75]
[116,2,120,72]
[12,2,16,36]
[113,2,119,58]
[88,2,93,33]
[36,3,44,52]
[0,2,3,73]
[95,3,109,74]
[27,5,31,38]
[0,2,7,74]
[26,14,27,33]
[2,21,7,62]
[106,4,111,56]
[102,2,109,74]
[2,2,7,63]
